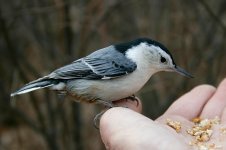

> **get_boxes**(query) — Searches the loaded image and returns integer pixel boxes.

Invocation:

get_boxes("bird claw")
[125,95,139,106]
[94,100,114,129]
[93,96,139,129]
[93,110,106,129]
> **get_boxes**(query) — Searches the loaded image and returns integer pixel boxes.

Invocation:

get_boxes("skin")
[99,78,226,150]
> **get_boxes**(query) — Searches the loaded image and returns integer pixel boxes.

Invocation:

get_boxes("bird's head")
[115,38,193,78]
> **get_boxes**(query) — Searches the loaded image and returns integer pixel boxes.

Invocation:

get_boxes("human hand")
[100,79,226,150]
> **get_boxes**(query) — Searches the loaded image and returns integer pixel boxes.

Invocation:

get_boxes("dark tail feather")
[11,77,57,97]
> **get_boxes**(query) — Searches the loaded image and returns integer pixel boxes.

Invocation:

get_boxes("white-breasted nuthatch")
[11,38,193,115]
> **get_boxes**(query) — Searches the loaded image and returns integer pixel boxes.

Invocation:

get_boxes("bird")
[11,37,193,125]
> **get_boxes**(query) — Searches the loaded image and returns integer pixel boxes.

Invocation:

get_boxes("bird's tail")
[11,77,58,97]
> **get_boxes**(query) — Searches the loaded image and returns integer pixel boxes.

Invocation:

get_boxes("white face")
[126,42,175,72]
[146,44,175,71]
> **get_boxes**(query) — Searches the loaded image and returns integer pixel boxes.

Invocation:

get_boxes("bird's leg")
[93,96,139,128]
[96,99,115,108]
[94,100,114,129]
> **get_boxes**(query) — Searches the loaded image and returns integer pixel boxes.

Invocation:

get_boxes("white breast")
[69,67,153,101]
[92,68,153,101]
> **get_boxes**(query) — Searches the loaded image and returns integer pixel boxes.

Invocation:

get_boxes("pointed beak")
[173,66,194,78]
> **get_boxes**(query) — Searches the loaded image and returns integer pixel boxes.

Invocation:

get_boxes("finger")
[201,78,226,119]
[113,97,142,113]
[100,108,146,150]
[100,108,189,150]
[163,85,216,120]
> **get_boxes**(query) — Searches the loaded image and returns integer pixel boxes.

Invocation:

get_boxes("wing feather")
[48,47,137,80]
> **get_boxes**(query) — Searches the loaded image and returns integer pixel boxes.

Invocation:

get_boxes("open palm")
[100,79,226,150]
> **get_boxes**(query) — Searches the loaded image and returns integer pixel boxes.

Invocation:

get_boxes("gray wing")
[49,46,137,80]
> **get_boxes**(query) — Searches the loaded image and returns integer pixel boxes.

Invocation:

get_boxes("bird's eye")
[160,56,166,63]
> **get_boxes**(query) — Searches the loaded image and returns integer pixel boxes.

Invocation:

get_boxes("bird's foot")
[93,110,107,129]
[93,96,139,129]
[94,100,114,129]
[124,95,139,106]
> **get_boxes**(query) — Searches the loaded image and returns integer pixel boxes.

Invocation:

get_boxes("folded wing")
[49,55,137,80]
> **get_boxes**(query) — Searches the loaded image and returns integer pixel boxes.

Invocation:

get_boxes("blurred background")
[0,0,226,149]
